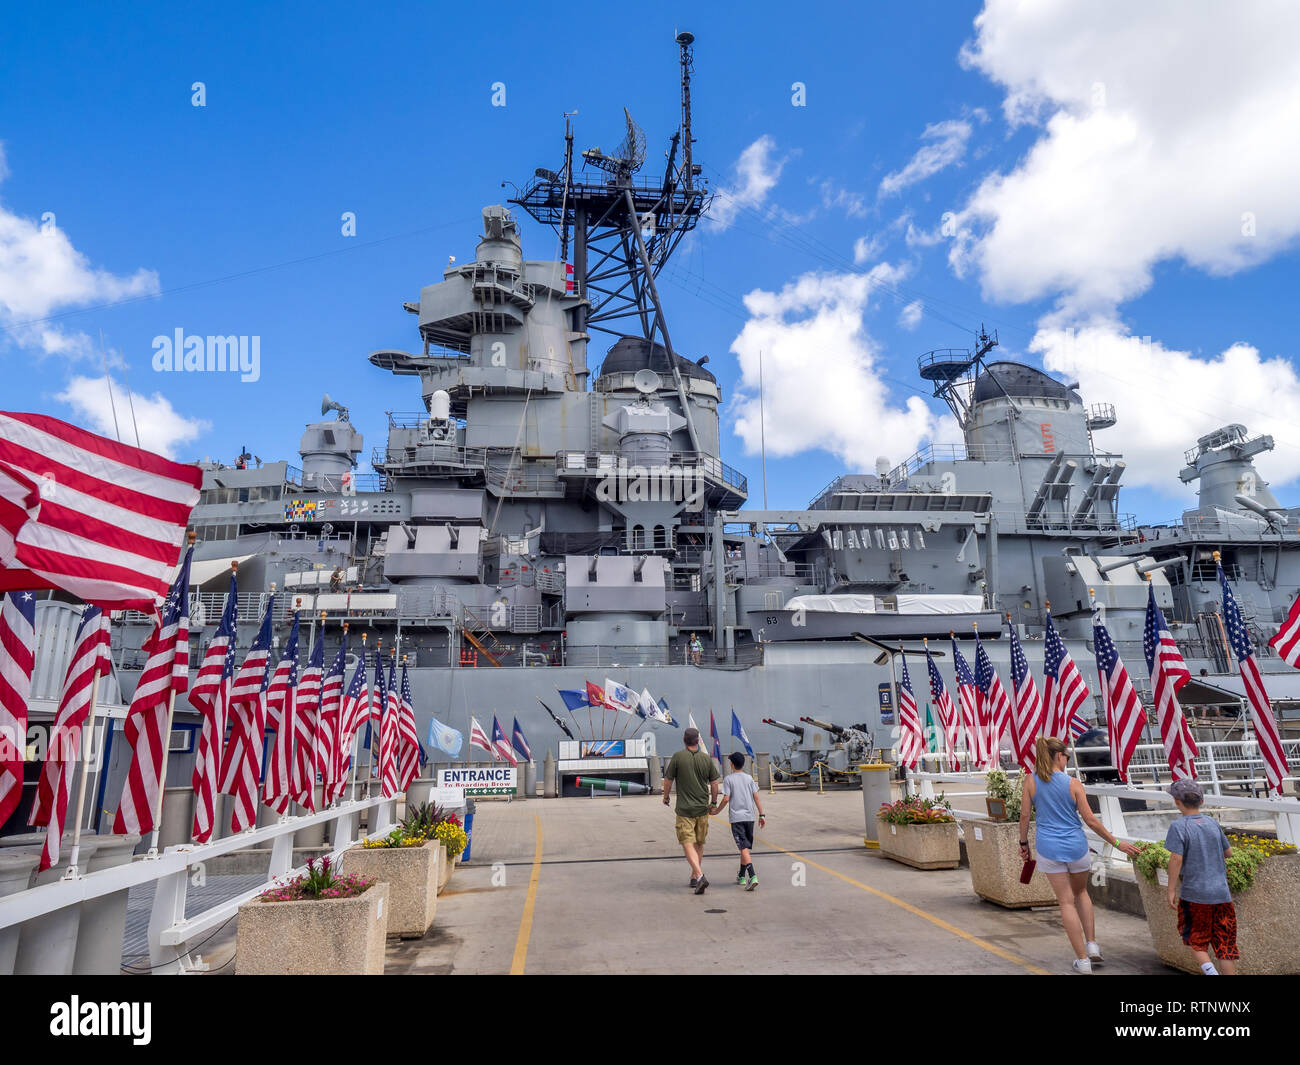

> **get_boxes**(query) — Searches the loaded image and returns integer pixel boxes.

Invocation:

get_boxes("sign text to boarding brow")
[438,767,517,795]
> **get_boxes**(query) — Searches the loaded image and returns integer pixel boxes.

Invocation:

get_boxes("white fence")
[0,795,397,976]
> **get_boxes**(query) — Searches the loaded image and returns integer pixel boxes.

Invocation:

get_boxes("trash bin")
[859,764,892,849]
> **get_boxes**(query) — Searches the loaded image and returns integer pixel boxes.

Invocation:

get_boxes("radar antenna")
[582,108,647,181]
[917,325,1000,426]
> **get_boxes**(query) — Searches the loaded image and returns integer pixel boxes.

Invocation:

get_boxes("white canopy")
[783,594,877,614]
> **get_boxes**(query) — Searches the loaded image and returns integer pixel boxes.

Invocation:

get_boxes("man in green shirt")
[662,727,721,893]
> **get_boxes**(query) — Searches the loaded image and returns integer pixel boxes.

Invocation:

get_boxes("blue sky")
[4,1,1300,525]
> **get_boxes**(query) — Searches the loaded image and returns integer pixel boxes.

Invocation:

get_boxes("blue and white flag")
[730,709,754,758]
[512,716,532,761]
[638,687,661,721]
[604,678,638,715]
[557,688,589,712]
[426,715,464,757]
[657,697,679,727]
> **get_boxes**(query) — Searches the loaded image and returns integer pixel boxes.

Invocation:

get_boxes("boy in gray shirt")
[1164,779,1237,975]
[711,752,766,890]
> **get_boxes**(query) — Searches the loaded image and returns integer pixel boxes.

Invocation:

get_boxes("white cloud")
[1033,323,1300,498]
[819,180,867,219]
[852,233,885,264]
[55,375,209,459]
[706,136,791,231]
[728,263,950,469]
[878,120,973,198]
[951,0,1300,317]
[0,143,159,358]
[899,300,924,330]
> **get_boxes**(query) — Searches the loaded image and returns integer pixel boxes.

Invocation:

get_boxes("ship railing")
[282,467,388,494]
[562,643,764,669]
[905,741,1300,851]
[0,794,398,976]
[555,450,747,494]
[370,444,488,471]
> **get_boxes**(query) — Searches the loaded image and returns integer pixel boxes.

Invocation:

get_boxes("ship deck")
[175,789,1168,976]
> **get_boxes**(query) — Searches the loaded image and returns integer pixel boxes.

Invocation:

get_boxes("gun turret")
[800,715,847,737]
[762,717,805,739]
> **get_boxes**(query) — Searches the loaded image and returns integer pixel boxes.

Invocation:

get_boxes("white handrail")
[0,794,398,975]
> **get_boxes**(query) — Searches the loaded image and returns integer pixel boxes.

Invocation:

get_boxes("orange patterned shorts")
[1177,900,1239,960]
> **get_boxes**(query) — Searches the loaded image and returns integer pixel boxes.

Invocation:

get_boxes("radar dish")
[633,368,660,395]
[581,108,646,180]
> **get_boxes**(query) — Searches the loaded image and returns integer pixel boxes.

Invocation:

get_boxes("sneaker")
[694,874,709,895]
[1087,941,1104,966]
[1071,958,1092,974]
[736,872,748,886]
[746,871,758,891]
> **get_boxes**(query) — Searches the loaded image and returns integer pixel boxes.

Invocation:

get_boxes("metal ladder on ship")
[461,608,506,667]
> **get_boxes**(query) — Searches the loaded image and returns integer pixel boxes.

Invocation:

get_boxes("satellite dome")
[971,361,1080,405]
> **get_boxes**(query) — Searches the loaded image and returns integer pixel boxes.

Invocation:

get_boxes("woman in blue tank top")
[1018,736,1139,973]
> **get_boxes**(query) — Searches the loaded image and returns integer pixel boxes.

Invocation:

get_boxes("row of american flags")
[896,579,1293,795]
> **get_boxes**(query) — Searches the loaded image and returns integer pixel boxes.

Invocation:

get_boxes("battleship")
[6,31,1300,837]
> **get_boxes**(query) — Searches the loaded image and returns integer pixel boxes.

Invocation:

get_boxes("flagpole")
[349,632,367,803]
[66,653,104,876]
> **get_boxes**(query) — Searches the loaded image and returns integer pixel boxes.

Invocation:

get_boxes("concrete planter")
[343,842,437,938]
[437,842,452,891]
[965,820,1058,909]
[236,881,389,975]
[1134,852,1300,975]
[878,819,960,870]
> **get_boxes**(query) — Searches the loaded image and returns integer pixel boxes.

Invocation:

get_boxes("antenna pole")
[99,329,122,443]
[677,31,696,190]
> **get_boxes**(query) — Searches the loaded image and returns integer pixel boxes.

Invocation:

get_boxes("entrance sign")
[437,767,517,795]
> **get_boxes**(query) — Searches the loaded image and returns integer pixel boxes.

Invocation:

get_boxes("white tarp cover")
[884,593,984,615]
[190,555,255,586]
[783,594,877,614]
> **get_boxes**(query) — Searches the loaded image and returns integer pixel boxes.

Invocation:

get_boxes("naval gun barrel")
[800,715,847,736]
[762,717,805,739]
[1235,494,1289,525]
[1097,555,1188,576]
[575,776,649,795]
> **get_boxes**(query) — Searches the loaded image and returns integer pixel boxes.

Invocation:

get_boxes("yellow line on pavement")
[509,814,543,975]
[711,815,1048,975]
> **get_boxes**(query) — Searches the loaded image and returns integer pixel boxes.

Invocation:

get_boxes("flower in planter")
[361,827,429,849]
[260,856,375,902]
[1131,835,1294,895]
[433,819,469,859]
[984,770,1027,823]
[877,794,956,826]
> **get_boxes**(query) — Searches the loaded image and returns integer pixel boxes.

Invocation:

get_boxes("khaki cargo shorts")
[675,813,709,845]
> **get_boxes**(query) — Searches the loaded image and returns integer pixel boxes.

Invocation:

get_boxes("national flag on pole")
[1144,583,1197,780]
[688,711,699,732]
[1007,625,1046,771]
[636,687,657,721]
[1269,589,1300,667]
[219,595,274,833]
[369,649,386,728]
[537,699,575,740]
[319,635,347,804]
[896,653,924,770]
[397,661,420,790]
[925,644,961,772]
[28,606,112,871]
[709,711,722,762]
[263,612,301,814]
[1219,562,1291,795]
[291,632,324,810]
[1042,608,1090,740]
[113,545,192,836]
[336,646,368,795]
[491,715,517,766]
[379,655,400,796]
[604,678,637,714]
[730,709,754,758]
[973,633,1013,768]
[512,716,532,762]
[0,590,36,827]
[0,412,202,610]
[189,572,237,843]
[468,715,494,760]
[950,637,982,766]
[427,715,464,757]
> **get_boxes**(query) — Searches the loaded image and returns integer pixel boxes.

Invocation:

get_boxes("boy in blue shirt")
[1164,779,1237,975]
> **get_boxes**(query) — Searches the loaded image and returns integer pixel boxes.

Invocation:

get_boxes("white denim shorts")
[1037,854,1091,875]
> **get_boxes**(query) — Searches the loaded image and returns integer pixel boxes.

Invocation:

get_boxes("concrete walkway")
[386,788,1171,976]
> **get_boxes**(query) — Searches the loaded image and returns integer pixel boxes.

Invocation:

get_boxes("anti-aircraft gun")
[762,716,873,786]
[801,717,875,778]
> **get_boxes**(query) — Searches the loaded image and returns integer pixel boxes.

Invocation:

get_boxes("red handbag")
[1019,858,1037,884]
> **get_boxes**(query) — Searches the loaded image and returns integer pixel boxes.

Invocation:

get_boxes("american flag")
[28,606,112,871]
[378,654,401,796]
[1143,582,1197,780]
[113,546,193,836]
[1219,563,1291,795]
[335,647,368,801]
[950,637,983,766]
[511,715,532,762]
[189,572,237,843]
[219,595,275,832]
[925,645,961,771]
[292,633,324,809]
[468,715,494,759]
[1043,609,1090,740]
[397,661,420,790]
[1007,626,1045,772]
[0,590,36,827]
[262,612,301,815]
[491,714,519,767]
[317,635,346,805]
[1269,590,1300,667]
[974,633,1013,767]
[0,411,201,610]
[896,653,925,770]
